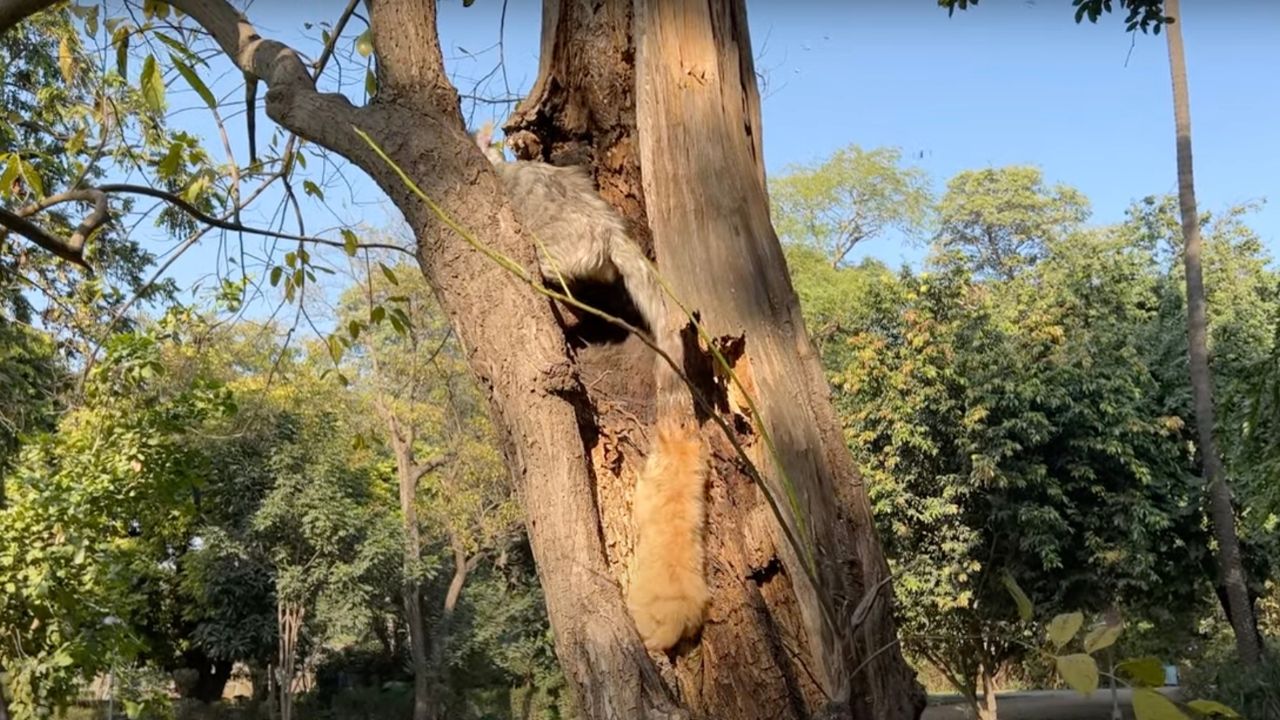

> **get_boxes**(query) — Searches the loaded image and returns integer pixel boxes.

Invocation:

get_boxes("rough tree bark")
[1163,0,1261,666]
[0,0,924,716]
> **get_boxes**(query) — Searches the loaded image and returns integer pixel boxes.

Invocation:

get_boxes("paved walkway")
[922,689,1183,720]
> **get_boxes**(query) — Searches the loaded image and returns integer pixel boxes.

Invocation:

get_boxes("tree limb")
[411,452,454,486]
[0,207,91,270]
[0,0,54,36]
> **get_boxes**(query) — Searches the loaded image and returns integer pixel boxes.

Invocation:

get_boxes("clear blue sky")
[160,0,1278,305]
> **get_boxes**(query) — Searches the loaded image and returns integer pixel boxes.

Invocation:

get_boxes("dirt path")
[922,689,1183,720]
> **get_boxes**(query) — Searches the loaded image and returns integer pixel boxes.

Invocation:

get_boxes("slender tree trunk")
[0,671,10,720]
[1163,0,1261,666]
[976,665,998,720]
[425,535,477,716]
[391,438,433,720]
[276,601,304,720]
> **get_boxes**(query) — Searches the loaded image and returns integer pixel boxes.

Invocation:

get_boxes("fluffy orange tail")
[626,417,709,651]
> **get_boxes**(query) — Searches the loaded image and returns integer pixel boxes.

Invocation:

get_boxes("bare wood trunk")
[502,1,923,718]
[1164,0,1261,666]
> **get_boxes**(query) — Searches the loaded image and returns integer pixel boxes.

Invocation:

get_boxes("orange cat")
[626,418,710,651]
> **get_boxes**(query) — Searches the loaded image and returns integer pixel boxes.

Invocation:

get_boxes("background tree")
[1163,0,1260,665]
[937,0,1265,669]
[769,145,933,267]
[337,256,519,720]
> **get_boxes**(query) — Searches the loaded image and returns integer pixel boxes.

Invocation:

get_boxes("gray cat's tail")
[610,239,687,417]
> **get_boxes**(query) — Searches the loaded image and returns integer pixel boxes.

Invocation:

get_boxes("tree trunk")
[1163,0,1261,666]
[502,1,923,718]
[94,0,925,716]
[0,672,9,720]
[977,665,998,720]
[425,535,477,717]
[276,601,304,720]
[391,437,433,720]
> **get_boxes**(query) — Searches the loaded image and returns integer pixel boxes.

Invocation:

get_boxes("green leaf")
[355,29,373,57]
[1046,611,1083,649]
[1133,688,1189,720]
[347,320,361,341]
[171,55,217,108]
[303,180,324,200]
[365,68,377,98]
[327,335,342,364]
[0,155,21,198]
[1185,700,1240,718]
[19,160,44,198]
[269,266,283,287]
[140,54,165,112]
[1083,619,1123,653]
[1118,656,1166,687]
[341,228,359,256]
[379,263,399,286]
[155,32,196,60]
[84,4,99,36]
[1054,653,1098,695]
[157,141,184,178]
[370,305,386,324]
[112,24,130,77]
[1001,570,1033,622]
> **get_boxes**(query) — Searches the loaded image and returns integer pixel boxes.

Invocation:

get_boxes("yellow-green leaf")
[1046,611,1083,649]
[157,142,184,178]
[1054,653,1098,695]
[19,160,44,199]
[341,229,359,257]
[58,36,75,84]
[1133,688,1189,720]
[355,29,373,57]
[171,55,216,109]
[112,24,130,77]
[84,4,99,36]
[1083,619,1124,653]
[379,262,399,286]
[1185,699,1240,718]
[0,156,21,198]
[1118,656,1166,687]
[141,55,165,112]
[303,180,324,200]
[365,68,377,98]
[1001,570,1033,622]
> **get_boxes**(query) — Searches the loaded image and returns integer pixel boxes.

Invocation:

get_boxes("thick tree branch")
[166,0,372,154]
[0,207,91,269]
[411,452,454,486]
[0,0,53,36]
